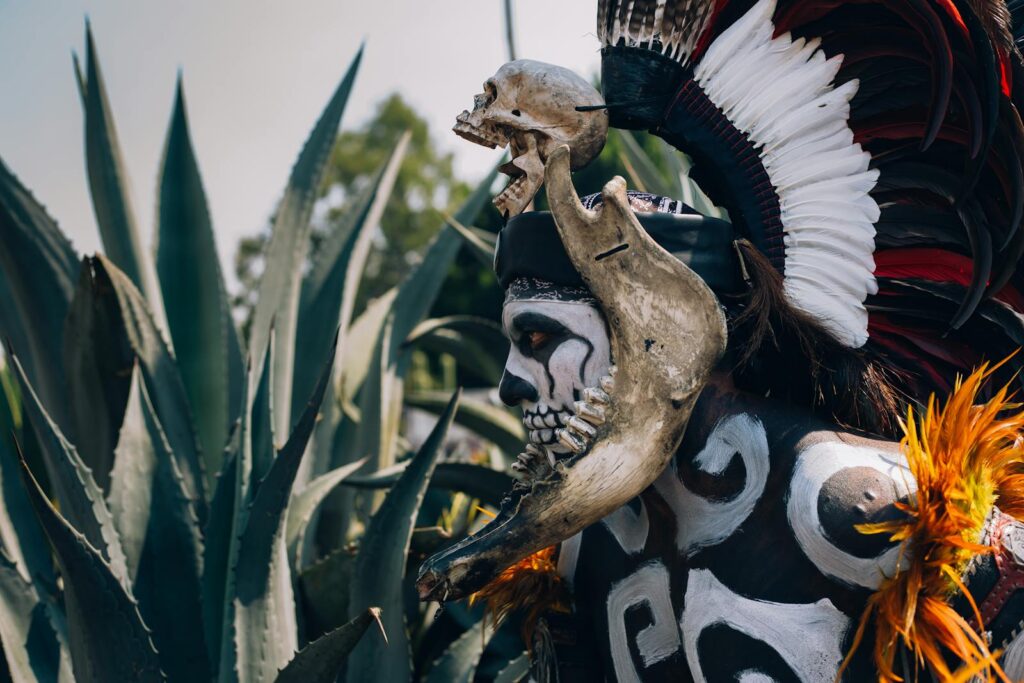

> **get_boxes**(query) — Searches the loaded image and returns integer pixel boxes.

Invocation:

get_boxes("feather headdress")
[598,0,1024,405]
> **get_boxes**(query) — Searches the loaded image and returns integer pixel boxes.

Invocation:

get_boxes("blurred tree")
[233,94,474,334]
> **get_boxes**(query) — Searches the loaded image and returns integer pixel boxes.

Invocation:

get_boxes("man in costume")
[419,1,1024,680]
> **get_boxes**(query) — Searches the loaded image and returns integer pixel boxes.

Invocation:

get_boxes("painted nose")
[498,370,539,406]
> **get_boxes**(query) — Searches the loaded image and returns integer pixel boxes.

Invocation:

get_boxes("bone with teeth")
[453,60,609,219]
[416,146,728,601]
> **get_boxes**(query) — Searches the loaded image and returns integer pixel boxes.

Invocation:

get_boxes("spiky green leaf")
[273,608,383,683]
[107,364,156,580]
[346,389,461,683]
[156,77,243,480]
[406,391,524,456]
[231,333,338,683]
[494,653,530,683]
[407,328,504,385]
[0,549,70,683]
[10,354,129,587]
[343,462,513,508]
[18,454,164,683]
[109,366,210,682]
[443,213,496,268]
[75,256,207,516]
[285,457,366,569]
[338,288,397,406]
[354,313,402,473]
[0,367,54,592]
[80,24,166,329]
[385,167,499,365]
[0,157,78,432]
[251,336,276,487]
[294,132,410,425]
[202,421,240,674]
[616,130,675,199]
[248,46,363,440]
[425,619,489,683]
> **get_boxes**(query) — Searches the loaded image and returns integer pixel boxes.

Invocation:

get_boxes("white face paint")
[500,298,612,452]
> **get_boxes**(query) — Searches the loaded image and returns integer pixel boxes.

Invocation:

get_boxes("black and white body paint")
[492,278,941,681]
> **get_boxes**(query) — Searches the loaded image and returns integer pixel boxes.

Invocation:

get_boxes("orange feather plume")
[842,361,1024,682]
[469,545,569,647]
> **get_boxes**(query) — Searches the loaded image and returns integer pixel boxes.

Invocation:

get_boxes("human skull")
[454,60,609,218]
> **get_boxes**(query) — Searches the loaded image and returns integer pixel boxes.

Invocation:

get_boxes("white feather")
[695,0,878,348]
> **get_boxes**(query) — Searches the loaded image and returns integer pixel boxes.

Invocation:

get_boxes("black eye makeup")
[512,312,569,356]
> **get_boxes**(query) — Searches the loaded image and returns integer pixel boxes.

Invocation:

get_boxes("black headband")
[494,193,743,295]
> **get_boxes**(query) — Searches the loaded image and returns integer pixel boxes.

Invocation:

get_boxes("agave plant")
[0,24,529,683]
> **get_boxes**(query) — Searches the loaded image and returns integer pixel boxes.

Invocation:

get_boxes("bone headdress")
[416,146,727,601]
[453,60,609,218]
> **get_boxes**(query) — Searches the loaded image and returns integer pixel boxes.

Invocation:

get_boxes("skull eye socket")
[527,331,552,350]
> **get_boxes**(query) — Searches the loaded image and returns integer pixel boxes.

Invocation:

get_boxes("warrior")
[419,1,1024,680]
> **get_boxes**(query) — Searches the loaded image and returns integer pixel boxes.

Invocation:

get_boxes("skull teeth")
[452,121,507,149]
[495,175,528,206]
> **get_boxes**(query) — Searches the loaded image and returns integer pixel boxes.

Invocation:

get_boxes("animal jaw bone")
[415,145,728,602]
[453,60,609,219]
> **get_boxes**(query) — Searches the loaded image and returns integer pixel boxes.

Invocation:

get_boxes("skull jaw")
[494,133,546,219]
[415,145,727,603]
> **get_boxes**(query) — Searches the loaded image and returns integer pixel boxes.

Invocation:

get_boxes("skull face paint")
[499,280,612,454]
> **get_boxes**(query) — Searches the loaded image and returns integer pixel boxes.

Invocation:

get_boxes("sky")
[0,0,600,278]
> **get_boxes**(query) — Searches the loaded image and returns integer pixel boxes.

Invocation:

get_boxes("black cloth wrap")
[494,207,742,295]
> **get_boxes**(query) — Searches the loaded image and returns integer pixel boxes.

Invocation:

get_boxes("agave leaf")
[384,166,499,366]
[442,213,496,268]
[297,547,356,635]
[72,52,86,104]
[346,389,461,683]
[80,24,167,331]
[0,550,69,683]
[294,132,410,426]
[62,258,133,488]
[348,169,497,477]
[109,366,210,682]
[424,619,489,683]
[107,364,156,580]
[10,354,130,588]
[251,335,276,488]
[616,130,674,198]
[0,368,54,591]
[406,391,524,457]
[248,46,363,441]
[0,156,78,432]
[406,328,503,385]
[82,256,207,517]
[285,457,366,569]
[18,452,165,683]
[272,607,384,683]
[405,315,507,386]
[658,139,723,217]
[156,77,243,480]
[405,315,505,349]
[656,138,689,205]
[342,462,513,508]
[202,421,240,675]
[494,653,530,683]
[231,333,338,683]
[354,314,402,474]
[213,364,255,682]
[338,287,397,406]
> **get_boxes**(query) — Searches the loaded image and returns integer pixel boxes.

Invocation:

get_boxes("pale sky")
[0,0,600,277]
